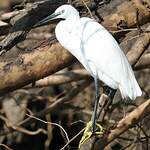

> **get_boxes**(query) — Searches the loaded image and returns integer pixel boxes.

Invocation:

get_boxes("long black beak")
[34,12,60,28]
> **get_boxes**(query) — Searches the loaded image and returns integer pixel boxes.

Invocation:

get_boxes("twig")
[110,28,138,33]
[0,115,47,135]
[81,0,94,19]
[44,114,53,150]
[0,144,13,150]
[136,123,149,150]
[19,79,92,127]
[97,94,109,122]
[60,128,85,150]
[26,114,69,143]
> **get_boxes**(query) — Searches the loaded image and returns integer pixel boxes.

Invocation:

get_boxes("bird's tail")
[119,67,142,100]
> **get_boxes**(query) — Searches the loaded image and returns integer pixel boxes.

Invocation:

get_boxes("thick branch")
[0,0,66,53]
[0,43,75,95]
[25,50,150,88]
[135,53,150,70]
[127,26,150,66]
[103,0,150,30]
[25,69,91,88]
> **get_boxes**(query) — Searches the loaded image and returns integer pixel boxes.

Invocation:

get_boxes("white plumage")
[39,5,142,100]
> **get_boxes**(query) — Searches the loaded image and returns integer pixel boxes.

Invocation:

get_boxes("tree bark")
[0,42,75,95]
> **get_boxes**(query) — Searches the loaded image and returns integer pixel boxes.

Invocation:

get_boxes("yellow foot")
[78,121,105,149]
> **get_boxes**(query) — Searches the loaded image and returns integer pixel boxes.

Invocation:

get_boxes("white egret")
[36,4,142,146]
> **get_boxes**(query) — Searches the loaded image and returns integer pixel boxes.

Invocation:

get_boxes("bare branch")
[0,144,13,150]
[127,26,150,66]
[135,53,150,70]
[102,0,150,31]
[0,0,66,53]
[19,79,92,127]
[0,43,75,95]
[25,69,91,88]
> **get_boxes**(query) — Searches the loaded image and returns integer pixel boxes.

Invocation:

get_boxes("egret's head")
[35,5,79,27]
[54,5,79,19]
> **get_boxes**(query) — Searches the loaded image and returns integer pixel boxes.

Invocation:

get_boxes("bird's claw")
[78,121,105,149]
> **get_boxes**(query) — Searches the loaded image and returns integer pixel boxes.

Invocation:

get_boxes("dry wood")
[103,0,150,30]
[135,53,150,70]
[0,0,66,53]
[0,79,92,136]
[0,42,75,95]
[25,69,91,88]
[127,25,150,66]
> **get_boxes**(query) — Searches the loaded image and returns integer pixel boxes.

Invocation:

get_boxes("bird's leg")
[103,86,116,108]
[79,75,105,149]
[91,75,100,133]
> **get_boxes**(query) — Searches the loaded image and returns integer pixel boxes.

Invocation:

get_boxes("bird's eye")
[61,10,65,13]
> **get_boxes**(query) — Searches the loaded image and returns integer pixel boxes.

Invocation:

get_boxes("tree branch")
[80,99,150,150]
[0,0,66,53]
[0,42,75,95]
[102,0,150,31]
[25,69,91,88]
